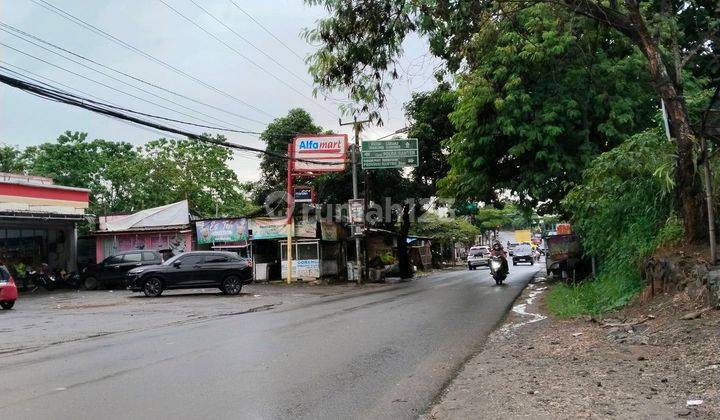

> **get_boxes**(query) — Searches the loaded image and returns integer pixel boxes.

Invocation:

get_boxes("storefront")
[249,216,346,282]
[0,173,89,272]
[94,201,192,261]
[194,217,251,259]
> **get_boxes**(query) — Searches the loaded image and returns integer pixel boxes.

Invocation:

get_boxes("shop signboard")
[293,186,315,203]
[281,259,320,279]
[196,219,248,245]
[291,134,348,173]
[249,218,317,240]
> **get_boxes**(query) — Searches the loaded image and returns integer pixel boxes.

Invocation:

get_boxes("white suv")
[467,246,490,270]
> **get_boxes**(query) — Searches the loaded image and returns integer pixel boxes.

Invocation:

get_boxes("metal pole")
[352,121,363,285]
[286,143,294,284]
[340,117,371,284]
[363,169,370,282]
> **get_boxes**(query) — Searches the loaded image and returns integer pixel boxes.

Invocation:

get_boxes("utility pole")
[340,116,371,284]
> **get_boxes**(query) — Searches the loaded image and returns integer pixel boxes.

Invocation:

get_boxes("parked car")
[467,246,490,270]
[126,251,253,297]
[0,264,18,309]
[81,250,163,290]
[512,244,534,265]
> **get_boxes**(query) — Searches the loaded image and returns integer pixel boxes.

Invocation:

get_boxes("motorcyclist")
[490,241,509,274]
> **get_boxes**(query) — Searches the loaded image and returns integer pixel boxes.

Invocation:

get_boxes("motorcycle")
[489,255,508,285]
[53,268,81,289]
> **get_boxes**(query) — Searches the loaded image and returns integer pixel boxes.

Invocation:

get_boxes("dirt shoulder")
[425,276,720,419]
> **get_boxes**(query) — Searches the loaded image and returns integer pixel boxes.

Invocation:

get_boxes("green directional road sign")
[361,138,419,169]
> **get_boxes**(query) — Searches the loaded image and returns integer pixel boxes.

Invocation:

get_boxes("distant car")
[0,265,18,309]
[126,251,253,297]
[81,250,163,290]
[467,246,490,270]
[512,244,534,265]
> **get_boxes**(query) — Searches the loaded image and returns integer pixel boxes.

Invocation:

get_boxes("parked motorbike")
[489,256,508,285]
[53,268,81,289]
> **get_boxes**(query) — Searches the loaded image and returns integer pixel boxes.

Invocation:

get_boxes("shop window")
[297,243,318,260]
[280,244,295,260]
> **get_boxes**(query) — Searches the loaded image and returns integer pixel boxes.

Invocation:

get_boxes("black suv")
[126,251,253,297]
[82,250,163,290]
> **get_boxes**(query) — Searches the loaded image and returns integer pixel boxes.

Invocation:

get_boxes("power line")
[0,73,347,166]
[0,21,269,127]
[0,65,267,134]
[0,61,312,142]
[157,0,340,118]
[227,0,305,62]
[187,0,312,88]
[28,0,276,120]
[1,41,255,134]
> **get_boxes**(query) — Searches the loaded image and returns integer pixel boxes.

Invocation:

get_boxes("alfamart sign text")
[291,134,348,173]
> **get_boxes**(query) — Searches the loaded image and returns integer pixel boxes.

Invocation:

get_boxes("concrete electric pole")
[340,116,371,284]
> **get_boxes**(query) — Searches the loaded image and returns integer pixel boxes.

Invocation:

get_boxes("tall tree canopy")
[4,131,254,218]
[439,6,656,212]
[404,82,457,197]
[253,108,322,205]
[305,0,719,240]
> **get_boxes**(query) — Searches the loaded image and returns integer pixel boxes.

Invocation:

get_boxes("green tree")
[0,144,28,173]
[404,83,457,196]
[305,0,719,241]
[253,108,322,205]
[411,213,479,246]
[24,131,140,214]
[135,136,255,217]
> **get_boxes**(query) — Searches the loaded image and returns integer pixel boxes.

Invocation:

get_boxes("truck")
[545,233,582,281]
[514,229,532,244]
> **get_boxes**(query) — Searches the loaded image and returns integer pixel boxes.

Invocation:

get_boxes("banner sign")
[281,259,320,279]
[196,219,248,244]
[320,220,339,241]
[293,185,315,203]
[292,134,348,173]
[361,138,419,169]
[249,218,317,240]
[348,199,364,224]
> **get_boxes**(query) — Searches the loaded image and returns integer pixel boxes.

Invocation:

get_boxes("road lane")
[0,265,538,419]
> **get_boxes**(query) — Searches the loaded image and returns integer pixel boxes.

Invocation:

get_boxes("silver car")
[467,246,490,270]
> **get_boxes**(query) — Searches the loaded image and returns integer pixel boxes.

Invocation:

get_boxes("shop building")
[0,173,89,271]
[94,200,192,261]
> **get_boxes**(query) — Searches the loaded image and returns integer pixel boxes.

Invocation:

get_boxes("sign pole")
[352,122,363,285]
[286,143,294,284]
[341,117,371,284]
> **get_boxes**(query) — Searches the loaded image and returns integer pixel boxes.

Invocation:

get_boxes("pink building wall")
[95,231,193,262]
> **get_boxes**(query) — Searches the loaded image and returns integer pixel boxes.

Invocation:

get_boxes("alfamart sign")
[291,134,348,173]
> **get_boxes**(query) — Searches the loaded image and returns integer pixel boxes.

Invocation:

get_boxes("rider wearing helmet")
[491,241,509,274]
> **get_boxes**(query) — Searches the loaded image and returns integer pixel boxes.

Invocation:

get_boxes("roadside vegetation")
[548,128,685,316]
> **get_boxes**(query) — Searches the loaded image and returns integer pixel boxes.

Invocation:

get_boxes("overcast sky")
[0,0,440,181]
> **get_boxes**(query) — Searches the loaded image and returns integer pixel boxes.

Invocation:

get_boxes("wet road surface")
[0,265,537,419]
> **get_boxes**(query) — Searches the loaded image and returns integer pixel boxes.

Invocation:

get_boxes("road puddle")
[500,281,547,335]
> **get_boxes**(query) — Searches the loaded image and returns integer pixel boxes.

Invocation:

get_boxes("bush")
[548,128,683,317]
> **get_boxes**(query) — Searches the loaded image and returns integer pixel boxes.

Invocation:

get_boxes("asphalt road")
[0,264,537,420]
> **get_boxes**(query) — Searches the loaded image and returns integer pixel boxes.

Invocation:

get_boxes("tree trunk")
[398,203,412,279]
[625,1,707,241]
